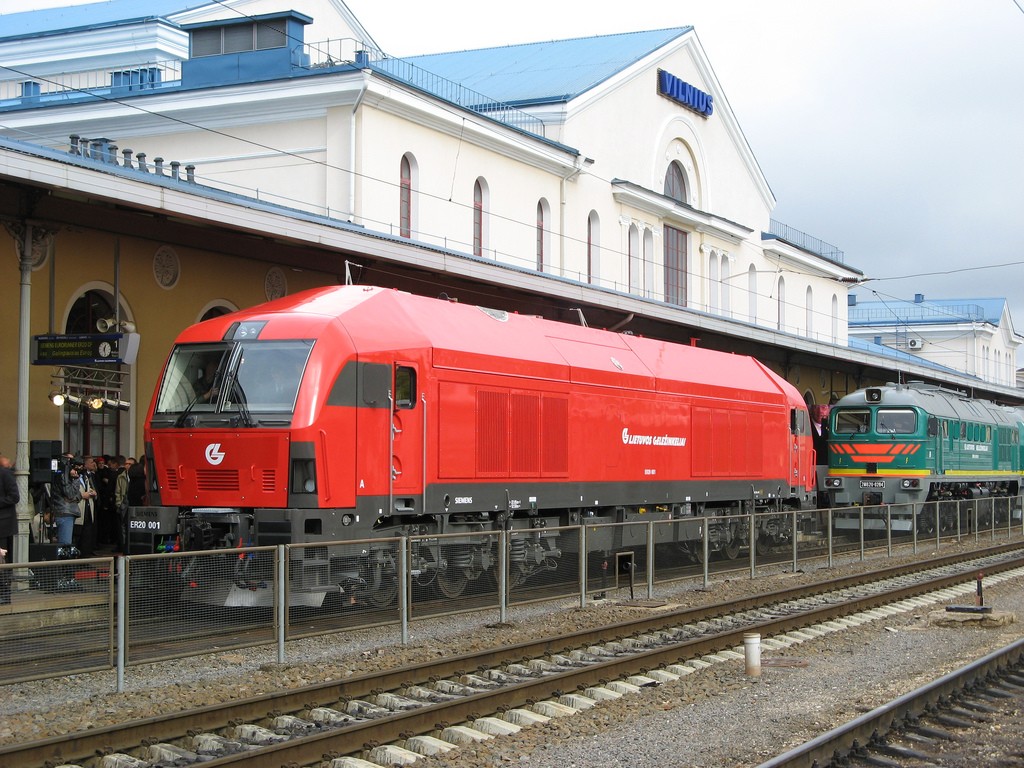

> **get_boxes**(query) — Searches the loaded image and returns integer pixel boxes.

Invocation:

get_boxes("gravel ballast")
[2,543,1022,767]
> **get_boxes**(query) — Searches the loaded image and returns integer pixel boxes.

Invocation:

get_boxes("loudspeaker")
[29,543,62,562]
[29,440,61,484]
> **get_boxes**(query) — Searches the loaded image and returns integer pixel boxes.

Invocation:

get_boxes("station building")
[0,0,1019,561]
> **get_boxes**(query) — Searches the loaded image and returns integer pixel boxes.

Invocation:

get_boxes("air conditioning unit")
[907,338,923,350]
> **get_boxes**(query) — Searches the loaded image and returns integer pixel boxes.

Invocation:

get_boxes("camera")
[53,454,84,484]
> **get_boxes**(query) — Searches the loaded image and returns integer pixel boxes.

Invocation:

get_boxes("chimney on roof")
[914,293,925,304]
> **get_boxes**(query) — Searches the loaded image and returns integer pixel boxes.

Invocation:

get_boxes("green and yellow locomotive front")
[826,383,1023,535]
[824,385,934,510]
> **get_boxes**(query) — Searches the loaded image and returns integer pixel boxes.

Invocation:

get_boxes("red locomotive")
[130,286,816,605]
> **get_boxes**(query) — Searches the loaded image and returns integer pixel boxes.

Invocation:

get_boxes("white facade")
[848,296,1023,387]
[0,0,861,345]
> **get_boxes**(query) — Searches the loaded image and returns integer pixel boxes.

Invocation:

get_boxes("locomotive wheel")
[486,563,526,593]
[755,535,771,557]
[365,572,398,608]
[436,565,468,598]
[722,538,741,560]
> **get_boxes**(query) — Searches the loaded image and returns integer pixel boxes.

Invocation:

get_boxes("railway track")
[5,543,1024,768]
[758,636,1024,767]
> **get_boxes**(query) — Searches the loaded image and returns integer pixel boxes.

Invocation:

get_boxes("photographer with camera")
[51,453,86,547]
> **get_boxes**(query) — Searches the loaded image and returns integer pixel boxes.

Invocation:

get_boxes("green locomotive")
[823,382,1024,534]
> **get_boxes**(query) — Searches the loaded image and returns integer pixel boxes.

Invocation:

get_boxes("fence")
[2,496,1022,690]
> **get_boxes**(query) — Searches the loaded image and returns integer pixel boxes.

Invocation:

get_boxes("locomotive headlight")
[291,458,317,494]
[901,479,920,489]
[825,478,843,489]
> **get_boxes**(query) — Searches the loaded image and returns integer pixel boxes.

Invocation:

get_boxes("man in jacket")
[0,455,19,604]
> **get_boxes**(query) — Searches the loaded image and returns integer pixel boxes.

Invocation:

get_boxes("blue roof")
[849,297,1007,327]
[402,28,691,106]
[0,0,210,41]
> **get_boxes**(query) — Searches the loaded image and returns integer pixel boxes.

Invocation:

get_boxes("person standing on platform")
[126,456,147,507]
[113,455,129,552]
[95,455,116,548]
[0,454,19,604]
[76,455,98,558]
[50,455,82,548]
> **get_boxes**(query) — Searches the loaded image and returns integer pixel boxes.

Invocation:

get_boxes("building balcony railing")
[300,39,548,138]
[765,219,845,264]
[849,304,988,324]
[0,61,182,104]
[1,39,546,139]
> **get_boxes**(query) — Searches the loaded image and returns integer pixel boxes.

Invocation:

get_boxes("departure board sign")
[32,333,140,365]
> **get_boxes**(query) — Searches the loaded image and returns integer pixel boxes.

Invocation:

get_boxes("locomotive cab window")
[875,408,916,435]
[154,345,230,415]
[395,366,416,409]
[152,340,313,423]
[834,409,870,435]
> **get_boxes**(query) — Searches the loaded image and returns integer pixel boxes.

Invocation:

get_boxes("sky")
[347,0,1024,339]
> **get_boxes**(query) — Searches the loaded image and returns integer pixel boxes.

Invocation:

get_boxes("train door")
[932,417,945,476]
[390,363,424,513]
[791,407,815,497]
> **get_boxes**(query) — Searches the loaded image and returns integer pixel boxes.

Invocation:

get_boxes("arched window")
[776,277,786,331]
[664,161,687,203]
[708,252,719,312]
[805,286,814,338]
[399,154,414,238]
[831,294,839,342]
[628,224,641,294]
[473,178,488,257]
[643,228,655,298]
[536,199,550,271]
[720,257,730,317]
[587,210,600,284]
[201,305,233,322]
[663,225,686,305]
[747,265,757,321]
[63,289,123,458]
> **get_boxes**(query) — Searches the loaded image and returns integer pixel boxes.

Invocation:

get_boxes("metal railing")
[0,61,182,105]
[766,220,845,264]
[2,495,1021,690]
[848,303,988,325]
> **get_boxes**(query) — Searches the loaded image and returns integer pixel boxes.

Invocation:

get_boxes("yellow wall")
[0,225,337,460]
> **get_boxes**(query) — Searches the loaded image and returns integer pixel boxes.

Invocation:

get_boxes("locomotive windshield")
[153,340,313,425]
[833,409,870,435]
[875,408,917,434]
[831,407,918,436]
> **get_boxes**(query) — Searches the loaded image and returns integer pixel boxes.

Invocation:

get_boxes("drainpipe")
[348,71,370,223]
[558,158,584,278]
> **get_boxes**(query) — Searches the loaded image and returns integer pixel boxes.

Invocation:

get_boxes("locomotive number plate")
[859,480,885,488]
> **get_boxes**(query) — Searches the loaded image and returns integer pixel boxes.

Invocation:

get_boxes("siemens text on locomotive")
[824,382,1024,534]
[128,285,818,606]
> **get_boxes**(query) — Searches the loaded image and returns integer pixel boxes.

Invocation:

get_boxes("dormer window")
[191,21,287,57]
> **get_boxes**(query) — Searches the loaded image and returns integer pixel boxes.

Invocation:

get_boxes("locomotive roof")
[836,383,1024,427]
[214,286,802,405]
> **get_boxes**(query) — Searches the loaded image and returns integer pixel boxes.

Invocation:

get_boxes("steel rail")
[755,636,1024,768]
[4,543,1022,768]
